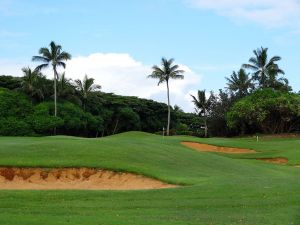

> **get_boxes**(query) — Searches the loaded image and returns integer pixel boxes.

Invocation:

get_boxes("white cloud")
[0,58,28,76]
[63,53,201,112]
[187,0,300,28]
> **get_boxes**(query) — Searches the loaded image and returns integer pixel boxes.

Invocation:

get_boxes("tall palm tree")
[225,68,254,98]
[32,41,71,117]
[242,47,284,88]
[191,90,211,138]
[148,58,184,136]
[21,67,44,101]
[75,74,101,111]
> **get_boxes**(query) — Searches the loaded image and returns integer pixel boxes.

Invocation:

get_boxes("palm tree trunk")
[113,119,119,135]
[166,81,170,136]
[53,66,57,135]
[204,117,208,138]
[54,71,57,117]
[83,99,86,112]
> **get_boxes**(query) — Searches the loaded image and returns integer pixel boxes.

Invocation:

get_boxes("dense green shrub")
[0,88,34,136]
[34,101,103,136]
[0,117,33,136]
[31,103,64,134]
[0,75,21,90]
[116,107,141,132]
[227,89,300,134]
[0,88,33,118]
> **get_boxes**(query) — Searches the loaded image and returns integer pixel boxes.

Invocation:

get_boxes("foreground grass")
[0,132,299,225]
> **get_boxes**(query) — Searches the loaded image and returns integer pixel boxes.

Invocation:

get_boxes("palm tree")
[57,72,79,104]
[57,72,70,98]
[242,47,284,88]
[148,58,184,136]
[225,68,254,98]
[174,105,184,113]
[32,41,71,117]
[191,90,211,138]
[21,67,44,101]
[75,74,101,111]
[266,70,291,91]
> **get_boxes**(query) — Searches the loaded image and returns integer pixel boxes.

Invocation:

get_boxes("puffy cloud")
[64,53,201,112]
[0,58,28,75]
[187,0,300,28]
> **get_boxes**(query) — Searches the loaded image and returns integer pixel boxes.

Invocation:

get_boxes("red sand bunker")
[0,167,176,190]
[181,142,256,154]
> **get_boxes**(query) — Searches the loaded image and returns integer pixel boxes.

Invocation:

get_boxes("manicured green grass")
[0,132,299,225]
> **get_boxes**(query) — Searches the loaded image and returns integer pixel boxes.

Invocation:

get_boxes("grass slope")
[0,132,299,225]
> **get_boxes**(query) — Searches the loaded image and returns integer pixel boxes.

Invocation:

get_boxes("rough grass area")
[0,131,299,225]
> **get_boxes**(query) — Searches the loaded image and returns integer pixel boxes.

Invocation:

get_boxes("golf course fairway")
[0,131,299,225]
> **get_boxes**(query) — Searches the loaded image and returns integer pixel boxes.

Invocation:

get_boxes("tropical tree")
[267,71,291,92]
[75,74,101,111]
[32,41,71,118]
[242,47,284,88]
[191,90,211,137]
[21,67,44,101]
[57,72,79,103]
[207,89,237,136]
[0,88,34,136]
[174,104,184,113]
[0,75,21,90]
[227,89,300,134]
[148,58,184,136]
[225,68,254,98]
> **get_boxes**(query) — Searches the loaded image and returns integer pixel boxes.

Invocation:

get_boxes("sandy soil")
[0,167,176,190]
[181,142,256,154]
[256,158,288,164]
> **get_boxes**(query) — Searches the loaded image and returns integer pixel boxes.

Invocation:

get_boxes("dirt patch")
[181,142,256,154]
[0,167,176,190]
[256,158,288,164]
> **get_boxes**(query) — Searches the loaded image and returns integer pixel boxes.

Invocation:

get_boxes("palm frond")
[32,56,50,63]
[148,58,184,86]
[242,63,258,70]
[56,61,66,69]
[57,51,72,61]
[269,56,281,62]
[38,47,51,58]
[35,64,49,71]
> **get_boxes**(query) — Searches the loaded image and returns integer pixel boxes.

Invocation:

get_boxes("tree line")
[0,42,201,137]
[191,47,300,136]
[1,42,299,137]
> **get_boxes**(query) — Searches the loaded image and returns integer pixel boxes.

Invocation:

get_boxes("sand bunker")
[256,157,288,164]
[181,142,256,154]
[0,167,176,190]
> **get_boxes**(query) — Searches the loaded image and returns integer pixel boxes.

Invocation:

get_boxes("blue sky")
[1,0,300,111]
